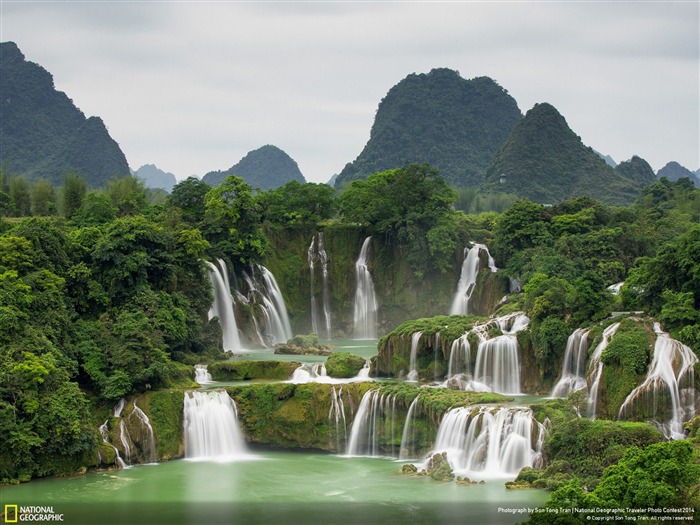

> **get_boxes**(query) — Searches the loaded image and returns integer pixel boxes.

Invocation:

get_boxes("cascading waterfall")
[586,323,621,419]
[618,324,698,439]
[183,390,249,461]
[449,243,498,316]
[353,236,378,339]
[551,329,590,398]
[471,313,529,395]
[289,363,329,383]
[206,260,242,353]
[406,332,422,382]
[118,420,133,464]
[329,386,348,452]
[346,389,396,456]
[447,334,471,378]
[429,406,544,478]
[242,265,293,345]
[308,233,332,338]
[194,364,213,384]
[399,395,420,460]
[131,401,157,463]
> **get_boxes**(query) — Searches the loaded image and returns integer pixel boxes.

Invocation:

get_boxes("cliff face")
[263,224,508,338]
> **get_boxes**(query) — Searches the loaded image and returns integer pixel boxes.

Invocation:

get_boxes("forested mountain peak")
[0,41,130,188]
[614,155,657,186]
[202,144,306,190]
[334,68,522,189]
[482,102,649,205]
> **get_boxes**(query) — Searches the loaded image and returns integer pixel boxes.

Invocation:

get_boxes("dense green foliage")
[526,440,699,524]
[339,164,458,277]
[335,68,522,189]
[0,42,130,187]
[483,103,652,205]
[202,144,306,190]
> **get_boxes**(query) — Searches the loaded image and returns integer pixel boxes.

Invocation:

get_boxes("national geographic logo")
[3,506,64,522]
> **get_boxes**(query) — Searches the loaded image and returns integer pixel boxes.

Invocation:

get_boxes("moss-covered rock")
[325,352,366,378]
[143,390,185,461]
[209,360,300,381]
[425,452,455,481]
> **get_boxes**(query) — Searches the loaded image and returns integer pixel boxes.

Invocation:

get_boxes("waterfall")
[206,260,242,353]
[346,389,396,456]
[118,420,133,464]
[99,420,127,469]
[353,236,378,339]
[551,329,590,398]
[449,243,497,316]
[430,406,544,478]
[447,334,471,378]
[329,386,348,452]
[195,364,213,384]
[470,313,529,395]
[242,265,293,345]
[131,401,157,463]
[183,390,249,461]
[586,322,621,419]
[406,332,422,382]
[308,233,332,338]
[288,363,328,383]
[399,396,420,460]
[618,324,697,439]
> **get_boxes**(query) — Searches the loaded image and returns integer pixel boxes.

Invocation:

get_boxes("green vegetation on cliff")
[0,42,130,187]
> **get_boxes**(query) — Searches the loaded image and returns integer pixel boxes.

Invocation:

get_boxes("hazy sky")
[2,1,698,183]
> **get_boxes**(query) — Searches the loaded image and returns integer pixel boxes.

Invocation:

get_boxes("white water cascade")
[406,332,423,382]
[183,390,249,461]
[353,237,378,339]
[470,313,529,395]
[429,406,544,478]
[551,329,590,398]
[346,389,397,456]
[449,243,498,316]
[131,401,157,464]
[194,364,213,384]
[399,395,420,460]
[329,386,348,452]
[618,324,698,439]
[242,265,293,345]
[586,323,621,419]
[448,334,471,378]
[308,233,332,338]
[206,260,242,353]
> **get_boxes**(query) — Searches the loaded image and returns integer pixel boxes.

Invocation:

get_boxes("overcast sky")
[1,1,698,183]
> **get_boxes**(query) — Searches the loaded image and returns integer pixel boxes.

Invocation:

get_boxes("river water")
[1,450,547,525]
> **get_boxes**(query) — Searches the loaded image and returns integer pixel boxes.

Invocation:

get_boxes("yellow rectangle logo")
[4,505,18,523]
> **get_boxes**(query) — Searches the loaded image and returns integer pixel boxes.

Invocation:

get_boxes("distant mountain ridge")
[0,41,130,187]
[334,68,522,189]
[203,145,305,190]
[135,164,177,193]
[482,103,651,205]
[657,161,700,187]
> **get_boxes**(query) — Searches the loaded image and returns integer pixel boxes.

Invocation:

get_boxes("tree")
[202,175,268,265]
[107,174,147,217]
[257,180,335,225]
[168,176,215,225]
[71,191,116,226]
[60,172,87,219]
[9,175,31,216]
[493,199,551,267]
[30,180,56,216]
